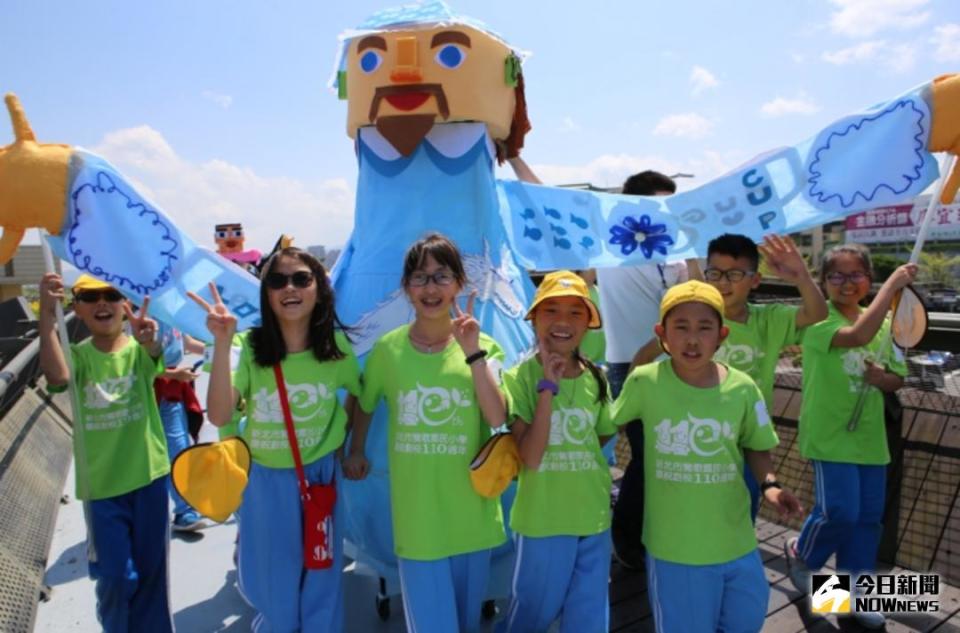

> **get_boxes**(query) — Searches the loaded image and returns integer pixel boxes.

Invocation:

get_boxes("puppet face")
[345,25,516,154]
[215,223,245,253]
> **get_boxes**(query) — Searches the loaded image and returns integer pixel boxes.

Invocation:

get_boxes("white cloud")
[91,126,355,251]
[202,90,233,109]
[690,66,719,96]
[821,40,885,64]
[932,23,960,62]
[652,113,714,140]
[827,0,929,38]
[760,94,821,118]
[559,116,581,133]
[821,39,916,73]
[519,150,742,190]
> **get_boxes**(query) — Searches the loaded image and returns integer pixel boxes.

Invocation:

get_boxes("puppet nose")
[390,36,423,83]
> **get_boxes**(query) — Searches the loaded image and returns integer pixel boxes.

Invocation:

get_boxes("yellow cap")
[469,433,520,499]
[171,438,251,523]
[525,270,602,329]
[659,280,725,323]
[71,274,115,294]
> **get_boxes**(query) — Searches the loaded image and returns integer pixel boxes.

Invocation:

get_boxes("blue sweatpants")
[504,532,611,633]
[84,475,173,633]
[398,549,491,633]
[158,400,191,516]
[238,454,343,633]
[647,549,768,633]
[796,460,886,575]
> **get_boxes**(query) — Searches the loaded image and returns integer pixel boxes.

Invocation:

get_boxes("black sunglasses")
[264,271,315,290]
[74,289,125,303]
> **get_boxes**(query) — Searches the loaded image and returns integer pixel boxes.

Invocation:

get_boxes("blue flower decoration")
[609,214,674,258]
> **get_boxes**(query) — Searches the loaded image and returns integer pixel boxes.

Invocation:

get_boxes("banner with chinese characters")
[845,196,960,243]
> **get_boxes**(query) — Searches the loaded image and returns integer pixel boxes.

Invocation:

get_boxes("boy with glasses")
[703,233,827,520]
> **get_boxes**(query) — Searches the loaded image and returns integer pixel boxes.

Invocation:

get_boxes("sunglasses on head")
[74,289,125,303]
[264,271,315,290]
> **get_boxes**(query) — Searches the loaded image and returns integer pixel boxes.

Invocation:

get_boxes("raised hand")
[759,235,808,284]
[451,290,481,356]
[39,272,65,315]
[538,335,567,382]
[885,263,918,292]
[187,282,237,341]
[123,297,158,346]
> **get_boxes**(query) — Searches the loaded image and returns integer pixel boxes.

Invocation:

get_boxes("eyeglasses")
[74,289,125,303]
[826,271,870,286]
[264,271,315,290]
[407,271,457,287]
[704,268,755,283]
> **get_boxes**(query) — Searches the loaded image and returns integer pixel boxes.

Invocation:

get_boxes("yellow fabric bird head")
[0,94,71,264]
[469,432,519,498]
[929,73,960,204]
[171,438,252,523]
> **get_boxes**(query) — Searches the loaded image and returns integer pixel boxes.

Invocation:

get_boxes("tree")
[919,252,960,287]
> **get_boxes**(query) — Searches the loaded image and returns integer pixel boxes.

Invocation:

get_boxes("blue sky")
[3,0,958,252]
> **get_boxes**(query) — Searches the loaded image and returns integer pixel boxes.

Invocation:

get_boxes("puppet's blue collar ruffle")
[357,122,493,177]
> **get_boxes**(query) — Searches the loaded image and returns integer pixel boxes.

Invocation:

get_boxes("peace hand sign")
[123,297,158,346]
[187,283,237,342]
[451,290,481,356]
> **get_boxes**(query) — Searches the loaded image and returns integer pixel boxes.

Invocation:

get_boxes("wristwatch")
[536,379,559,395]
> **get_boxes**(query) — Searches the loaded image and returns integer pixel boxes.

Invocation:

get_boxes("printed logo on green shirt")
[397,385,473,427]
[248,382,337,452]
[653,416,735,457]
[82,374,148,432]
[83,375,135,409]
[841,349,872,393]
[549,408,596,446]
[715,343,763,373]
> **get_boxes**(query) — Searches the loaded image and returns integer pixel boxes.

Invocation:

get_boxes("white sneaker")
[783,537,812,594]
[853,609,886,629]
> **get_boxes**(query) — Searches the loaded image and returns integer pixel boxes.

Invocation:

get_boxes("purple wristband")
[536,379,559,395]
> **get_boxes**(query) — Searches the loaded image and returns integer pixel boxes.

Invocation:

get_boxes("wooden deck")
[609,519,960,632]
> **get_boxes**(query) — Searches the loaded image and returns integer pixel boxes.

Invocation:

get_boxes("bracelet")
[536,379,559,395]
[465,350,488,365]
[760,480,782,493]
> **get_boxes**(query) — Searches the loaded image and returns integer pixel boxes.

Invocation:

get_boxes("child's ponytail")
[575,349,609,405]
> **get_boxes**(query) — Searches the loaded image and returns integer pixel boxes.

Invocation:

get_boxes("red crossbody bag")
[273,364,337,570]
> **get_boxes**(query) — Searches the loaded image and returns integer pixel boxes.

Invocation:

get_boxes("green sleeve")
[739,381,779,451]
[232,337,251,400]
[358,341,385,414]
[137,343,164,378]
[595,398,616,436]
[502,363,533,424]
[771,304,800,352]
[800,317,839,355]
[610,369,643,427]
[337,334,363,397]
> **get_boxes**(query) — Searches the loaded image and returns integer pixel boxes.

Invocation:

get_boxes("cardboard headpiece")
[331,0,530,159]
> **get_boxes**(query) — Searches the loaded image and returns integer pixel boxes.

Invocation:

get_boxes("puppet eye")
[359,50,382,74]
[435,44,465,69]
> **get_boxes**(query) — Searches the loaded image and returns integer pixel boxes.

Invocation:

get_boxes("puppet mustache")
[368,84,450,122]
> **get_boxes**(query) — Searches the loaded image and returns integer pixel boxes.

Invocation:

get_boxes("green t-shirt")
[502,356,616,537]
[232,331,361,468]
[69,337,168,500]
[579,286,606,365]
[359,325,507,561]
[714,303,798,408]
[798,304,907,465]
[610,360,779,565]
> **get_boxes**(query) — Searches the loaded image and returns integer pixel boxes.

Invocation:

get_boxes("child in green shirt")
[500,270,615,632]
[344,233,507,633]
[784,244,916,630]
[39,273,172,632]
[190,247,362,632]
[704,233,827,520]
[612,280,802,633]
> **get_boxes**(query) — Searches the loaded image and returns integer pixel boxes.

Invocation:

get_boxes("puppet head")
[333,1,530,159]
[215,223,246,254]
